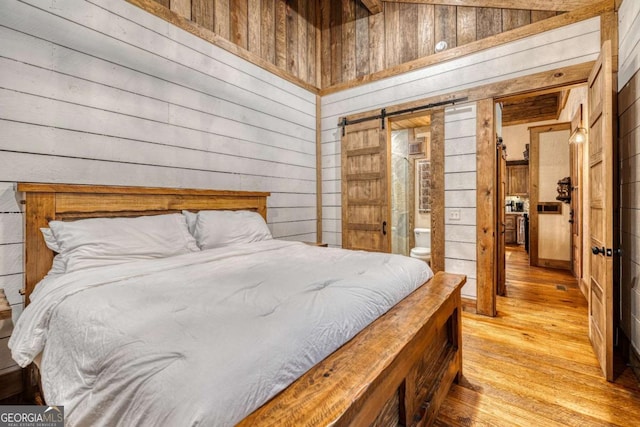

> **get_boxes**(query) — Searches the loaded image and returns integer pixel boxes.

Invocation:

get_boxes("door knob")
[591,246,605,255]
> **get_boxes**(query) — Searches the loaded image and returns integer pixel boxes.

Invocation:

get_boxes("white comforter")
[10,240,432,426]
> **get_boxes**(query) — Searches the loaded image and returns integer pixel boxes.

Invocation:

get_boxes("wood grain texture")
[398,3,418,64]
[475,98,496,317]
[127,0,317,91]
[384,0,597,12]
[435,5,457,50]
[384,1,400,68]
[502,8,531,32]
[230,0,248,48]
[436,246,640,426]
[18,183,270,304]
[531,10,557,22]
[285,0,297,75]
[170,0,191,19]
[456,6,477,46]
[431,109,446,273]
[321,2,607,95]
[261,0,276,62]
[417,4,435,57]
[355,2,369,77]
[477,7,502,39]
[143,0,318,89]
[360,0,382,15]
[192,0,214,30]
[587,40,615,381]
[247,0,260,53]
[341,0,356,81]
[214,0,230,39]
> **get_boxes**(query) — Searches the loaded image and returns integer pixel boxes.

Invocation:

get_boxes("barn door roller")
[339,97,469,136]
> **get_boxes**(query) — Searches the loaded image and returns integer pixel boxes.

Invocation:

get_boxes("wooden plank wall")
[0,0,317,373]
[321,17,601,299]
[444,104,477,298]
[618,0,640,356]
[320,1,560,88]
[0,184,23,379]
[150,0,319,86]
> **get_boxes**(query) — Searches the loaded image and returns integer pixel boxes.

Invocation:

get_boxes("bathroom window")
[417,159,431,213]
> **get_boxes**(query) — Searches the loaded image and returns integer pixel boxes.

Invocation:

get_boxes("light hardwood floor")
[435,245,640,426]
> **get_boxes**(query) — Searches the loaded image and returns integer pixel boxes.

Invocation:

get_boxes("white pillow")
[194,210,272,249]
[182,210,198,235]
[40,228,66,274]
[49,213,199,273]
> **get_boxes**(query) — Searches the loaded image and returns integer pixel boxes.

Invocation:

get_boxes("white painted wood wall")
[0,0,316,373]
[618,0,640,355]
[443,105,477,298]
[321,17,601,299]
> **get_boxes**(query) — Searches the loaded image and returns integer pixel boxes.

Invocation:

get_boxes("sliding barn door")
[341,120,391,252]
[588,41,615,381]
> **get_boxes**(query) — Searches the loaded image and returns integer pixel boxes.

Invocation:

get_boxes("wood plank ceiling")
[501,91,565,126]
[146,0,563,89]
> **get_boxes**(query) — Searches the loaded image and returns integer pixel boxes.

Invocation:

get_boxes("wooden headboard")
[18,183,270,305]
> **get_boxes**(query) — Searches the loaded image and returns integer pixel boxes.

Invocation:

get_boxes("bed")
[14,183,465,426]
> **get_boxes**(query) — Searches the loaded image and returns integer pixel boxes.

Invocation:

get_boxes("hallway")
[436,246,640,426]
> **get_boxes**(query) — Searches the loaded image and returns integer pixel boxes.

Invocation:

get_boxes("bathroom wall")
[391,130,410,256]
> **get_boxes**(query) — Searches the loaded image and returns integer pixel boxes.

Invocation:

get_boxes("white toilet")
[410,228,431,264]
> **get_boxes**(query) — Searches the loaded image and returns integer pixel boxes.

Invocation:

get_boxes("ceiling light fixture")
[435,41,448,53]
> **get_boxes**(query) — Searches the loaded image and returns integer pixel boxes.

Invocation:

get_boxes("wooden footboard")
[239,271,465,427]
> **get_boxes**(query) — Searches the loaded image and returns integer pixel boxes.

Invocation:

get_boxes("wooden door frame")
[529,122,572,268]
[386,109,445,272]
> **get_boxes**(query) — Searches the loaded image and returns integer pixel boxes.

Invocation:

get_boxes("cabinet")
[505,215,517,244]
[507,162,529,196]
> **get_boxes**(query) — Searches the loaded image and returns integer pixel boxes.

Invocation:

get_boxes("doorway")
[495,86,586,296]
[340,108,445,272]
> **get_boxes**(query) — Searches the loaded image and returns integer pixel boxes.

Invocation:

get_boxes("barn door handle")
[382,221,387,235]
[591,246,605,255]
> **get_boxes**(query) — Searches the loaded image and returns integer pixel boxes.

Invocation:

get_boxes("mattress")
[10,240,433,426]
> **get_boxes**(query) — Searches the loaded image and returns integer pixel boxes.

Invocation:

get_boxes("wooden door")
[570,138,583,280]
[588,41,615,380]
[497,143,507,296]
[341,120,391,252]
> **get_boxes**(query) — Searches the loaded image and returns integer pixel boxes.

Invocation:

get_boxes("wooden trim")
[506,160,529,166]
[528,122,571,267]
[339,61,594,124]
[321,2,611,95]
[18,183,270,305]
[316,94,323,243]
[476,99,496,317]
[461,297,477,314]
[170,0,191,19]
[124,0,319,94]
[430,110,445,273]
[600,10,619,72]
[16,183,270,197]
[382,0,602,12]
[537,258,572,270]
[580,277,589,298]
[361,0,383,14]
